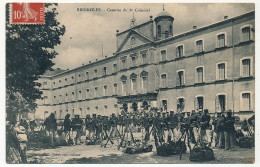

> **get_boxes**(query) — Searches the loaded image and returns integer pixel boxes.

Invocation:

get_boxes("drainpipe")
[231,20,235,116]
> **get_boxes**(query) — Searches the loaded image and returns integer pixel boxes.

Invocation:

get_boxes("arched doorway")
[123,103,128,112]
[132,102,138,112]
[142,101,149,110]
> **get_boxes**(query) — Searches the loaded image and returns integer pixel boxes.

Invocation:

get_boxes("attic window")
[131,36,136,45]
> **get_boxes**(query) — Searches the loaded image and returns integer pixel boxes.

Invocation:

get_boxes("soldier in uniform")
[71,115,84,145]
[85,114,92,140]
[162,112,168,143]
[96,115,103,140]
[153,112,163,143]
[63,114,72,144]
[199,109,211,146]
[167,111,179,142]
[212,112,225,148]
[223,110,236,151]
[189,110,199,143]
[90,114,97,139]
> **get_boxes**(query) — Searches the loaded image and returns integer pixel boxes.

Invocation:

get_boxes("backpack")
[189,146,215,162]
[238,137,254,148]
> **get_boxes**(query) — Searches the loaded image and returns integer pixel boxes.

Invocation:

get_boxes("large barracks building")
[35,9,255,120]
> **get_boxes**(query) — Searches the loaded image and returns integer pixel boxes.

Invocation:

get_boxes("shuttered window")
[161,50,167,61]
[217,34,225,48]
[242,59,251,77]
[177,71,184,86]
[177,98,185,112]
[196,67,203,83]
[161,74,167,88]
[196,40,203,53]
[242,27,251,42]
[217,63,226,80]
[242,93,251,110]
[176,45,184,58]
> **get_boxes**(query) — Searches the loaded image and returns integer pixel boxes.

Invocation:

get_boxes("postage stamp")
[10,3,45,24]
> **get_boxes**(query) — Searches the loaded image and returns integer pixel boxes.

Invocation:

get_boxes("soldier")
[85,114,92,139]
[223,110,236,151]
[71,115,83,145]
[96,115,103,140]
[153,112,163,143]
[162,112,168,143]
[63,114,72,144]
[142,113,151,141]
[199,109,211,146]
[167,111,179,142]
[189,110,199,143]
[212,112,225,148]
[90,114,97,139]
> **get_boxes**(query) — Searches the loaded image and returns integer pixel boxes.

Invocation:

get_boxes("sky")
[53,3,255,69]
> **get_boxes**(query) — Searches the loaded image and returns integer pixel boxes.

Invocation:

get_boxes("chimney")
[224,16,228,19]
[193,26,197,30]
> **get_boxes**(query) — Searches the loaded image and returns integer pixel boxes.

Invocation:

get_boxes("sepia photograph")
[4,2,256,164]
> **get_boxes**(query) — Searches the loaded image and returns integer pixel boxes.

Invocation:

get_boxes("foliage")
[6,3,65,122]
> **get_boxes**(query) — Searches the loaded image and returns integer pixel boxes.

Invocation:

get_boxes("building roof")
[157,10,172,17]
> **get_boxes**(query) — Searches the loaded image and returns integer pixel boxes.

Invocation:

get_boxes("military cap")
[170,111,174,113]
[226,110,232,113]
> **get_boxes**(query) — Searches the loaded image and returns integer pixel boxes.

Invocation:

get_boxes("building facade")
[35,10,255,120]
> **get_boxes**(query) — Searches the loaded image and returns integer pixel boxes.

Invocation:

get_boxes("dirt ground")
[27,142,254,164]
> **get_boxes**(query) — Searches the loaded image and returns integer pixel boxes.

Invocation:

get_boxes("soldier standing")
[167,111,179,142]
[223,110,236,151]
[153,112,163,143]
[85,114,91,140]
[189,110,198,144]
[71,115,83,145]
[212,112,225,148]
[162,112,168,143]
[90,114,97,139]
[199,109,211,146]
[63,114,72,144]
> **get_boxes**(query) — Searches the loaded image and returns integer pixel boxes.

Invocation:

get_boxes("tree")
[6,3,65,123]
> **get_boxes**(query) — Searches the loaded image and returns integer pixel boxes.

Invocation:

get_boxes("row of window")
[160,25,253,61]
[44,91,253,119]
[160,58,253,87]
[160,92,252,113]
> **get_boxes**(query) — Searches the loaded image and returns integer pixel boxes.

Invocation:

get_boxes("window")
[86,72,89,80]
[72,92,75,101]
[71,76,74,80]
[176,45,184,58]
[241,58,252,77]
[131,55,137,67]
[140,71,148,90]
[121,57,127,69]
[59,80,61,83]
[195,40,203,53]
[241,26,251,42]
[43,96,48,104]
[121,75,127,94]
[141,51,147,64]
[161,50,167,61]
[94,69,98,78]
[161,74,167,88]
[53,82,55,85]
[195,96,204,111]
[78,74,81,78]
[177,98,185,112]
[216,94,226,112]
[162,100,167,112]
[217,34,225,48]
[169,25,173,35]
[113,83,118,95]
[80,108,83,117]
[103,85,107,96]
[196,67,204,83]
[103,67,107,76]
[113,64,117,73]
[241,93,251,111]
[65,78,67,81]
[122,80,127,93]
[65,93,68,102]
[165,31,169,38]
[86,89,90,98]
[130,73,137,91]
[72,109,75,117]
[157,25,161,38]
[217,63,226,80]
[94,87,98,97]
[60,110,62,119]
[177,70,185,86]
[78,90,82,100]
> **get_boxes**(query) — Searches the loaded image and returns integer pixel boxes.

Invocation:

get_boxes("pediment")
[117,30,152,52]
